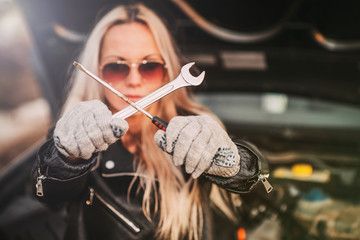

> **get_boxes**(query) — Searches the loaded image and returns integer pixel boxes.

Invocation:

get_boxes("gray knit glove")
[53,100,128,159]
[154,115,240,178]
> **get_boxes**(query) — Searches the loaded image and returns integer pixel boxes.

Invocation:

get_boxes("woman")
[34,3,271,240]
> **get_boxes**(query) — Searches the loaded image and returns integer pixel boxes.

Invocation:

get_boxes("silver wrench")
[112,62,205,119]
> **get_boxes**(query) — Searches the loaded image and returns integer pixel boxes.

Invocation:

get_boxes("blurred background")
[0,0,360,239]
[0,0,50,173]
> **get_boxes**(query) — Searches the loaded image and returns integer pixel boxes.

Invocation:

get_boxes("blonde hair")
[63,4,238,240]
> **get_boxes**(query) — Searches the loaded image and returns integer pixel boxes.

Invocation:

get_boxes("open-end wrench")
[74,62,205,130]
[112,62,205,120]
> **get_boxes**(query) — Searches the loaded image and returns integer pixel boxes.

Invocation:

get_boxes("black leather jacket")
[33,137,270,240]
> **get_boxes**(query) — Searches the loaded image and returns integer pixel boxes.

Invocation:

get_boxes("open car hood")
[15,0,360,117]
[1,2,360,239]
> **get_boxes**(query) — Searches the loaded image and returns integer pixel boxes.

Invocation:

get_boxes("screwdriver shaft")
[73,61,153,120]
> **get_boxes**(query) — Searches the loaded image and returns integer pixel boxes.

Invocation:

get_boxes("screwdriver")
[73,61,168,131]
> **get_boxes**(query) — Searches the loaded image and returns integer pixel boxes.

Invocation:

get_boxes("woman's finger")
[184,125,212,175]
[172,120,201,166]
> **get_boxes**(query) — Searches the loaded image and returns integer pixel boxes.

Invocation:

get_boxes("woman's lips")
[126,95,142,102]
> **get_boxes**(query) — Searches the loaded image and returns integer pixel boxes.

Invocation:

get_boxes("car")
[1,0,360,239]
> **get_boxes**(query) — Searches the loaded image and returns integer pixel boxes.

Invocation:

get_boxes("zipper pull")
[259,174,273,193]
[86,188,94,206]
[36,175,46,197]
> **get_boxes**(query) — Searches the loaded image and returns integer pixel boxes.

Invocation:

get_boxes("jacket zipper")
[86,187,141,234]
[235,141,273,193]
[258,174,273,193]
[35,168,140,233]
[36,168,47,197]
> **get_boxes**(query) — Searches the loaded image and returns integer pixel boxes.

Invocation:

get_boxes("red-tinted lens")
[139,62,165,81]
[102,63,130,83]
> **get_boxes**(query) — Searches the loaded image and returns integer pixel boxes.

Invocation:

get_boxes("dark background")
[15,0,360,119]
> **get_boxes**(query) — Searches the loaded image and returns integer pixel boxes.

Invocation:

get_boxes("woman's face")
[99,22,166,113]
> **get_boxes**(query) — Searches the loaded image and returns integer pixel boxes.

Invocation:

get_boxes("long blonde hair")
[63,4,238,240]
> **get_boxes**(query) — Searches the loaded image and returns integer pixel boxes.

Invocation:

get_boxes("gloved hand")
[53,100,129,160]
[154,115,240,178]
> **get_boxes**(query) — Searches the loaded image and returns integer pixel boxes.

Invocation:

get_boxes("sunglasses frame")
[99,58,167,82]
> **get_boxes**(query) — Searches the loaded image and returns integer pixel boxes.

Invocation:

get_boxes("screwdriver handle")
[152,116,168,131]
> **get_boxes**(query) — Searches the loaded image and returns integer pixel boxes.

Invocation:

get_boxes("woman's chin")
[108,103,128,114]
[127,113,145,131]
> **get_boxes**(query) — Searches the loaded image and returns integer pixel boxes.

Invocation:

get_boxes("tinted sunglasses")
[100,59,167,83]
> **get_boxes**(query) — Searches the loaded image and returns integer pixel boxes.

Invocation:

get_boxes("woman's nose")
[125,64,142,86]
